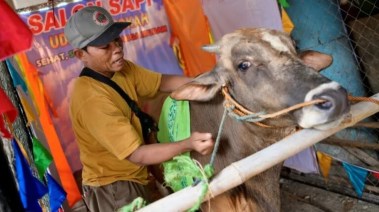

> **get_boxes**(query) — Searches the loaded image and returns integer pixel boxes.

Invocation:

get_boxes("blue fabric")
[5,60,28,93]
[342,162,368,197]
[47,173,67,212]
[13,140,47,212]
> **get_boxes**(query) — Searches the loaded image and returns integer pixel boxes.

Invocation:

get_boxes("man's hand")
[127,132,214,165]
[186,132,214,155]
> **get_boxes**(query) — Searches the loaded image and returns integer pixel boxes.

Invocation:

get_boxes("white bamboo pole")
[139,93,379,212]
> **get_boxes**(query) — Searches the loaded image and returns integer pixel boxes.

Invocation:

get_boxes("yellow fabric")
[70,60,161,186]
[18,90,36,125]
[316,151,332,180]
[281,8,294,34]
[14,56,40,116]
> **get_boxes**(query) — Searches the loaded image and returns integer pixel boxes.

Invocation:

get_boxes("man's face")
[78,37,125,77]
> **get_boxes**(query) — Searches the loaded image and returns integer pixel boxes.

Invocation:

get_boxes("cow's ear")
[299,50,333,72]
[171,71,222,101]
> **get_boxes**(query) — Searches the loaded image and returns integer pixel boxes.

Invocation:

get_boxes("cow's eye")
[238,61,251,72]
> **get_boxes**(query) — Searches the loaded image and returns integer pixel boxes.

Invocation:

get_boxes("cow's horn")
[202,44,220,53]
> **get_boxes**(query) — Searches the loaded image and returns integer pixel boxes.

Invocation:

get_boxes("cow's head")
[171,28,350,129]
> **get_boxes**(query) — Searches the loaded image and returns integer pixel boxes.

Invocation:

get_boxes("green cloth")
[158,97,214,211]
[278,0,290,8]
[158,97,198,192]
[32,137,53,179]
[158,97,191,143]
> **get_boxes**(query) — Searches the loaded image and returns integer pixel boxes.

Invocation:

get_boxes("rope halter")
[220,86,379,128]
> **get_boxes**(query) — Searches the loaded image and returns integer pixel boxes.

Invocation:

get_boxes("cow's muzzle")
[297,81,350,129]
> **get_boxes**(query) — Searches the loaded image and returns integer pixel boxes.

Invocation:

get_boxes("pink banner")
[202,0,282,40]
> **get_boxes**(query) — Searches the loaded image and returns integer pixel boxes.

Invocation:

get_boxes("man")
[64,6,214,211]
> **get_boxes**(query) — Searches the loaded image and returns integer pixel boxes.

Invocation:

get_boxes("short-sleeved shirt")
[70,60,162,186]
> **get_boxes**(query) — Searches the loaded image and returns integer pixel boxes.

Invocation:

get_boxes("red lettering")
[123,33,139,42]
[109,0,121,15]
[44,11,61,32]
[58,8,67,28]
[135,0,144,10]
[28,14,43,35]
[140,25,167,38]
[122,0,135,13]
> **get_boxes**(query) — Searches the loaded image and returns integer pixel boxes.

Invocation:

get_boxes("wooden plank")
[281,172,379,205]
[322,137,379,151]
[343,147,379,167]
[280,178,379,211]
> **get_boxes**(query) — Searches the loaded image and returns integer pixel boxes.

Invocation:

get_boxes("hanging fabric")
[163,0,216,77]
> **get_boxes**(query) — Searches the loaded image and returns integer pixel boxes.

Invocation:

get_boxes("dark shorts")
[82,181,151,212]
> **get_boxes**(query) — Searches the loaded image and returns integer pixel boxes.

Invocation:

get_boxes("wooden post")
[139,93,379,212]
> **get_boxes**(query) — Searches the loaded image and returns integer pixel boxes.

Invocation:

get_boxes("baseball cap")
[64,6,131,49]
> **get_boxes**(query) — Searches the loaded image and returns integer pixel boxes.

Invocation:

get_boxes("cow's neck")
[190,95,287,212]
[251,122,295,137]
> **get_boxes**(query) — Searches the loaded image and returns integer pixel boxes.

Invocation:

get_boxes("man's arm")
[127,132,213,165]
[159,74,193,92]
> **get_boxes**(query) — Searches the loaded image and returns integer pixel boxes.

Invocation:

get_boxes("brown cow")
[170,28,350,211]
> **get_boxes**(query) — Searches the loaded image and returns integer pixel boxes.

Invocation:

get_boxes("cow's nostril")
[312,94,335,111]
[315,100,333,110]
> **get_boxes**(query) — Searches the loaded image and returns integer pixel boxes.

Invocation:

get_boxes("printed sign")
[18,0,182,172]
